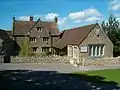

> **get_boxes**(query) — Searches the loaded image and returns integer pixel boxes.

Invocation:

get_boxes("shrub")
[19,37,32,56]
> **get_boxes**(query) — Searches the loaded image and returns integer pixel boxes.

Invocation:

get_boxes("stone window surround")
[89,44,105,57]
[42,47,50,52]
[32,47,38,52]
[30,37,36,42]
[43,37,49,42]
[67,45,79,58]
[36,27,43,32]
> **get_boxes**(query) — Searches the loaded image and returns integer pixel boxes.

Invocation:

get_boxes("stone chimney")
[12,16,16,40]
[54,17,58,23]
[30,16,33,21]
[13,16,15,21]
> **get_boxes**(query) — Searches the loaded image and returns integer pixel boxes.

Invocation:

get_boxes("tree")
[101,14,120,54]
[19,37,32,56]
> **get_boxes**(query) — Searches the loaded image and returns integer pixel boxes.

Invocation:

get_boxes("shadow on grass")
[0,70,120,90]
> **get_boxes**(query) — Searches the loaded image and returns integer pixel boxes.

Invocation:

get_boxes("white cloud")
[112,3,120,11]
[110,0,118,4]
[33,15,43,18]
[68,12,85,20]
[84,16,101,22]
[45,13,59,20]
[74,20,82,23]
[18,16,30,21]
[117,17,120,21]
[68,7,102,23]
[110,0,120,11]
[84,8,102,16]
[58,17,67,25]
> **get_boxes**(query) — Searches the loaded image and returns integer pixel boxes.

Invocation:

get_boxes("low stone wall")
[11,56,70,64]
[84,57,120,66]
[11,56,120,66]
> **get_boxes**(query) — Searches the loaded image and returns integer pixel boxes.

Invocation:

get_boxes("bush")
[27,52,36,57]
[19,37,32,56]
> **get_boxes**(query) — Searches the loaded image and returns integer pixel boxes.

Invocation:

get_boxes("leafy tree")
[101,14,120,54]
[19,37,32,56]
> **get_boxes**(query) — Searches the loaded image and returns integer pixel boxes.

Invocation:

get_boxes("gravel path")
[0,63,120,73]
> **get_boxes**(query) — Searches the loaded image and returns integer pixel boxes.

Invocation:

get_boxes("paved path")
[0,63,120,73]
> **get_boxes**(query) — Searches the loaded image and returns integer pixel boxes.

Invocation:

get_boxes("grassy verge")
[73,68,120,84]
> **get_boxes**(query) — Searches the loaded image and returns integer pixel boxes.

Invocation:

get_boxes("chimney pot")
[54,17,58,23]
[30,16,33,21]
[13,16,15,21]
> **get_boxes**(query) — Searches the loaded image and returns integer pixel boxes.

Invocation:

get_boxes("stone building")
[12,16,60,53]
[0,29,19,56]
[12,16,113,58]
[53,23,113,59]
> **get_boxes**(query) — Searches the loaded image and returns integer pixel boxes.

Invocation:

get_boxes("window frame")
[42,47,50,52]
[89,44,104,57]
[32,47,38,52]
[36,27,43,32]
[43,37,49,42]
[29,37,36,42]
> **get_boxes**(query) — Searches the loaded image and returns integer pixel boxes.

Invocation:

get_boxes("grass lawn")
[74,68,120,84]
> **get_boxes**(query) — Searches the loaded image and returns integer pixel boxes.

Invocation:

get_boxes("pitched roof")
[6,31,12,37]
[13,19,59,35]
[0,29,11,41]
[53,23,98,49]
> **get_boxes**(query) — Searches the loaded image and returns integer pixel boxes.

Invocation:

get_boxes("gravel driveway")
[0,63,120,73]
[0,63,120,90]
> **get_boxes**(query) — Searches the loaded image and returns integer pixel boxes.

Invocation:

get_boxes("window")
[42,47,50,52]
[43,37,49,42]
[32,47,38,52]
[30,37,36,42]
[89,44,104,57]
[36,27,43,32]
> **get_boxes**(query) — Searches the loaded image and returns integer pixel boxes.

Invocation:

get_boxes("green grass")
[74,68,120,84]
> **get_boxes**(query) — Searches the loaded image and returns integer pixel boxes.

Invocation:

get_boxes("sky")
[0,0,120,31]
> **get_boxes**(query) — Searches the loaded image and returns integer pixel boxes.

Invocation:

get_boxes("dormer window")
[30,37,36,42]
[43,37,49,42]
[36,27,43,32]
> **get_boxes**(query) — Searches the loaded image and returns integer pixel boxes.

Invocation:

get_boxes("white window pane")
[89,44,104,57]
[99,46,101,56]
[95,46,98,56]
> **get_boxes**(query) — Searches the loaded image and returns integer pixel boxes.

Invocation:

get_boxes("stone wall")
[11,55,70,64]
[11,55,120,66]
[83,57,120,66]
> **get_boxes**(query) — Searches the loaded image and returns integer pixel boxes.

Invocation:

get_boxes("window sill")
[89,56,103,58]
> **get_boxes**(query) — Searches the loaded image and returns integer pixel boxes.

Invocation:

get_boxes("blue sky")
[0,0,120,31]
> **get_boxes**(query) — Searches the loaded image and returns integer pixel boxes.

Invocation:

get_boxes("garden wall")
[83,57,120,66]
[11,56,70,64]
[11,56,120,66]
